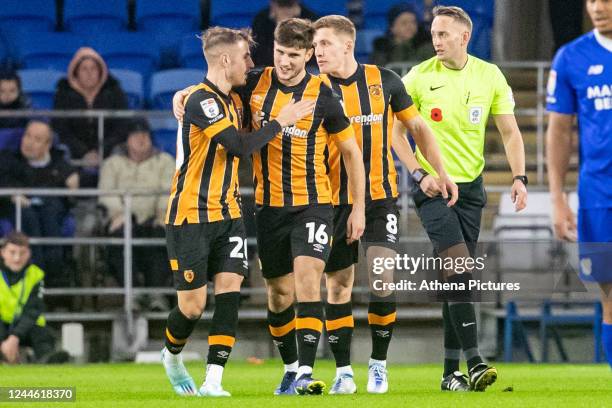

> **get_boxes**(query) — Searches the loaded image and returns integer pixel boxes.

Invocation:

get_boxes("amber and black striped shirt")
[242,67,354,207]
[320,64,419,205]
[165,79,244,225]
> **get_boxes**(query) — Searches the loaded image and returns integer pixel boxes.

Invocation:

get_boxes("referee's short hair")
[433,6,473,32]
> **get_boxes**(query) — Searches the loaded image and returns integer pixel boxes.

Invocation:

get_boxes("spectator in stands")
[0,71,30,129]
[0,120,79,286]
[370,3,433,66]
[52,47,128,182]
[0,231,69,364]
[251,0,318,67]
[98,119,174,310]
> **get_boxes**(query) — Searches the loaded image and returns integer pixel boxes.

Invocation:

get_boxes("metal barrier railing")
[0,60,553,183]
[0,184,556,337]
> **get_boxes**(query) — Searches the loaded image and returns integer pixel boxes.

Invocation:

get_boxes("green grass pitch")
[1,360,610,407]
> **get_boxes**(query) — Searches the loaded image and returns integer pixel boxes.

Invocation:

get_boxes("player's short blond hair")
[313,15,356,41]
[200,26,255,58]
[433,6,473,32]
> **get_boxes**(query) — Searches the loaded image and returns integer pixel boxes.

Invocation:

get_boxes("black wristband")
[513,175,528,186]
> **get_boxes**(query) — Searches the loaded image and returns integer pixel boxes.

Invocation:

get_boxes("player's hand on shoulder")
[511,179,528,212]
[552,197,577,242]
[275,99,316,128]
[173,86,195,122]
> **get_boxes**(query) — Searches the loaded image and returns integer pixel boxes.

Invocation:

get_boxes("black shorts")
[325,204,359,273]
[412,175,486,256]
[255,204,333,279]
[362,198,401,251]
[166,219,249,291]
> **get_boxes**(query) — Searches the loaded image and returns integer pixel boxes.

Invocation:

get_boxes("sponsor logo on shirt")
[282,125,308,138]
[587,84,612,111]
[588,65,604,75]
[350,113,384,125]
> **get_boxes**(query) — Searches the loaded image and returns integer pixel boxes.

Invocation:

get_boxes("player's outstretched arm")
[392,118,458,206]
[546,111,576,241]
[337,136,365,243]
[493,113,528,212]
[215,99,315,157]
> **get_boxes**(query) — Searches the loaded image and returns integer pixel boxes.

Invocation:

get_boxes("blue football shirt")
[547,31,612,210]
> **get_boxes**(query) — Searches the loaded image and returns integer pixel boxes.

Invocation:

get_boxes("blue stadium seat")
[432,0,494,60]
[179,34,207,71]
[0,128,24,152]
[355,29,384,63]
[64,0,128,34]
[17,69,64,109]
[87,33,159,79]
[109,69,144,109]
[135,0,200,68]
[150,118,178,157]
[13,32,84,71]
[149,69,203,110]
[0,0,55,37]
[135,0,200,32]
[0,36,8,67]
[363,0,425,31]
[0,218,13,237]
[301,1,346,16]
[210,0,264,28]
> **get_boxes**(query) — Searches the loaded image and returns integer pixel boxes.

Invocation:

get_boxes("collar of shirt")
[328,64,363,87]
[594,29,612,53]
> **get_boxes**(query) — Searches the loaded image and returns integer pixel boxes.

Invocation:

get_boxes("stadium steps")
[503,69,542,90]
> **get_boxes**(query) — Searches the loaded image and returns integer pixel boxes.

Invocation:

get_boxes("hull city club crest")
[368,84,382,99]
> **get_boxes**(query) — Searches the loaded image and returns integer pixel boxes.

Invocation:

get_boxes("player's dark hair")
[433,5,473,32]
[2,231,30,248]
[313,15,356,41]
[274,18,315,50]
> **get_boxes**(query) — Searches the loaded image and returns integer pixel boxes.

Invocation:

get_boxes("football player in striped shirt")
[161,26,314,398]
[313,15,457,394]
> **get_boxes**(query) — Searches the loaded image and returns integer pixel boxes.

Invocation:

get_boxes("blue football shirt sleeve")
[546,47,577,114]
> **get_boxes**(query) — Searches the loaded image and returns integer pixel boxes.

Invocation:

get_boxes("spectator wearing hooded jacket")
[52,47,128,173]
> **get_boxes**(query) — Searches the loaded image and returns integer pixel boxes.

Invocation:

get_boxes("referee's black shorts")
[412,175,487,257]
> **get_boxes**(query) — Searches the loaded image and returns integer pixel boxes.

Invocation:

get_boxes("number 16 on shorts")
[306,221,330,253]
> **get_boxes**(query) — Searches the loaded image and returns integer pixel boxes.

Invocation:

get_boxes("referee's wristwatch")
[411,168,429,185]
[513,175,528,186]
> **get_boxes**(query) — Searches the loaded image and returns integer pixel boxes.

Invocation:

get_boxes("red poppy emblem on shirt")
[431,108,443,122]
